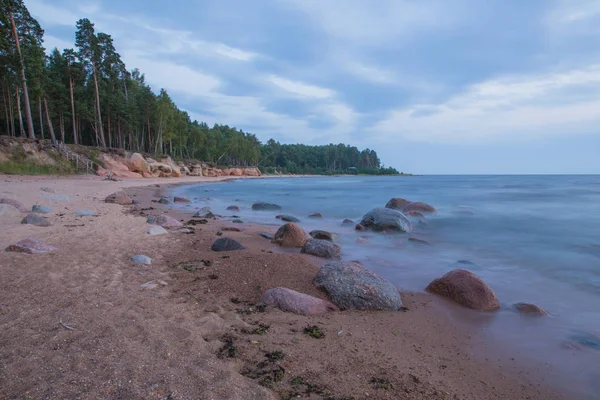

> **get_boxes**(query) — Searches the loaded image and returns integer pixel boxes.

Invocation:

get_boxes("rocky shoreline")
[0,175,575,399]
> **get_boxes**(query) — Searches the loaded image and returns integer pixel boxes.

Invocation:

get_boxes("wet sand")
[0,174,577,399]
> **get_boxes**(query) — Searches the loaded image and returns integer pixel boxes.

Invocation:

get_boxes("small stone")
[211,237,245,252]
[105,191,133,205]
[147,215,183,227]
[355,224,368,231]
[261,288,339,315]
[308,212,323,218]
[194,207,215,218]
[232,219,244,224]
[309,230,336,241]
[158,197,170,204]
[258,233,273,240]
[147,225,168,236]
[301,239,341,259]
[226,205,240,212]
[21,213,51,227]
[514,302,547,316]
[141,280,168,289]
[426,269,499,311]
[31,205,52,214]
[40,187,55,193]
[6,238,58,254]
[276,215,300,222]
[271,223,309,248]
[342,219,354,226]
[174,196,191,203]
[75,210,96,216]
[222,226,246,232]
[132,254,152,265]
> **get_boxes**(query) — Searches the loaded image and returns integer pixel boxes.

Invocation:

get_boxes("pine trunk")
[69,76,78,144]
[107,113,111,148]
[59,113,65,142]
[2,84,9,136]
[9,11,35,139]
[7,85,15,136]
[92,65,105,147]
[38,97,44,139]
[16,88,24,137]
[43,97,57,143]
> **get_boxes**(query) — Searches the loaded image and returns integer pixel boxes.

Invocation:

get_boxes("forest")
[0,0,400,175]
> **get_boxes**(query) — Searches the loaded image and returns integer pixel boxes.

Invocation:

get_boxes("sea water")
[174,175,600,397]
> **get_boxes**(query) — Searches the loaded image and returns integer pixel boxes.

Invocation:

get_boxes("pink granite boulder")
[426,269,499,311]
[261,287,339,315]
[6,238,58,254]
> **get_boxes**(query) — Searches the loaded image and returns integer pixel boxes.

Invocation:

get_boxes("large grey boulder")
[301,239,341,259]
[359,207,412,232]
[21,213,51,227]
[313,261,404,311]
[261,287,339,315]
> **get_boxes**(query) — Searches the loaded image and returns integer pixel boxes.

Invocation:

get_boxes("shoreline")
[0,174,576,399]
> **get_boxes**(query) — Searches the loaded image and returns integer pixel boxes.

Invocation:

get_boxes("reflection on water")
[174,175,600,398]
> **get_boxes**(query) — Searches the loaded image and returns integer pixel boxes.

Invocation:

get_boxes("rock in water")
[6,238,58,254]
[0,198,28,212]
[105,191,133,205]
[232,219,244,224]
[147,225,168,236]
[276,215,300,222]
[355,224,368,232]
[385,198,411,210]
[426,269,499,311]
[21,213,51,227]
[514,302,547,316]
[227,205,240,212]
[211,237,245,251]
[194,207,215,218]
[132,254,152,265]
[258,232,273,240]
[271,223,309,248]
[158,197,170,204]
[31,205,52,214]
[313,261,404,311]
[146,215,183,227]
[252,202,281,211]
[403,201,437,215]
[342,219,354,226]
[174,196,191,203]
[261,288,339,315]
[360,207,412,233]
[308,212,324,219]
[76,210,96,216]
[301,239,341,259]
[0,204,21,218]
[309,230,335,241]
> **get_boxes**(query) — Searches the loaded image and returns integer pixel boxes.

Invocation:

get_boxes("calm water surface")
[174,175,600,397]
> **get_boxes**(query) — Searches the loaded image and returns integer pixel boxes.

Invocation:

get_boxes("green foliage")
[0,148,75,175]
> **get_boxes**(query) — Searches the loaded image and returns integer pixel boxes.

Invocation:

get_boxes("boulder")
[174,196,191,203]
[309,230,335,241]
[243,167,261,177]
[147,225,168,236]
[226,205,240,212]
[301,239,341,259]
[211,237,245,251]
[189,165,203,176]
[132,254,152,265]
[159,156,182,177]
[385,198,411,210]
[271,223,309,248]
[405,210,425,218]
[514,302,547,316]
[105,191,133,205]
[403,202,437,215]
[158,197,170,204]
[194,207,215,218]
[0,204,21,218]
[21,213,51,227]
[127,153,150,174]
[308,212,324,219]
[313,261,404,311]
[6,238,58,254]
[0,198,28,213]
[426,269,499,311]
[252,202,282,211]
[97,153,143,178]
[360,207,412,233]
[261,287,339,316]
[31,205,51,214]
[276,215,300,222]
[147,215,183,227]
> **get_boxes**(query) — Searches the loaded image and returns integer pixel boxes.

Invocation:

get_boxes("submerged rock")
[355,224,368,232]
[6,238,58,254]
[301,239,341,259]
[232,219,244,224]
[385,198,411,210]
[404,210,425,218]
[271,223,309,248]
[342,219,354,226]
[211,237,245,252]
[105,191,133,205]
[0,198,28,212]
[308,212,324,219]
[132,254,152,265]
[158,197,171,204]
[261,288,339,315]
[313,261,404,311]
[276,215,300,223]
[31,205,52,214]
[147,225,168,236]
[514,302,547,316]
[408,237,431,246]
[360,207,412,233]
[226,205,240,212]
[252,202,281,211]
[309,230,335,241]
[426,269,499,311]
[147,215,183,227]
[403,202,437,215]
[21,213,51,227]
[174,196,191,203]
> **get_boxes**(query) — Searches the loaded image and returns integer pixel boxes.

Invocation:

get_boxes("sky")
[26,0,600,174]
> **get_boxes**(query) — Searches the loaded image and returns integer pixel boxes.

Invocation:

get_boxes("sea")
[173,175,600,398]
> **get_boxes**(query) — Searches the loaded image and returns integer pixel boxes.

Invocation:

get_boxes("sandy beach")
[0,174,574,399]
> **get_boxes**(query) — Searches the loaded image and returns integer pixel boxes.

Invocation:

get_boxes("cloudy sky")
[28,0,600,174]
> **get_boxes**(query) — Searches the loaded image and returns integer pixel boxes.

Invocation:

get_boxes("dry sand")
[0,174,574,399]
